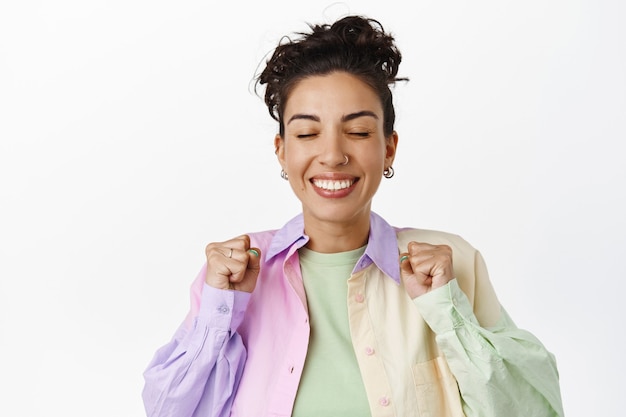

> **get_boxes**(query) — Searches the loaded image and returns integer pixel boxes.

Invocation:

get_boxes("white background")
[1,1,624,416]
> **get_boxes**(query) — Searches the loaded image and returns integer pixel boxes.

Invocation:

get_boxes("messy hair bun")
[257,15,407,136]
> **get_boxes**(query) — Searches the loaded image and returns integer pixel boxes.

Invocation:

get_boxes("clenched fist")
[204,235,261,293]
[399,241,454,299]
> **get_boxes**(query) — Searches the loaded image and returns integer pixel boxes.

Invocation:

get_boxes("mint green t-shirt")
[291,246,371,417]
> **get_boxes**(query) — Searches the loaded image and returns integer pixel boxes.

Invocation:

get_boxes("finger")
[205,235,251,264]
[246,247,261,272]
[205,236,251,288]
[399,252,413,276]
[220,247,235,259]
[224,239,256,279]
[228,248,262,292]
[211,235,251,256]
[227,234,251,251]
[227,248,261,284]
[400,249,433,275]
[206,250,242,287]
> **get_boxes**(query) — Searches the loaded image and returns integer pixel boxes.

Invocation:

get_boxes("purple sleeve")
[142,267,251,417]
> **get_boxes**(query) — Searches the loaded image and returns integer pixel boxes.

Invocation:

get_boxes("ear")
[384,131,399,168]
[274,134,286,169]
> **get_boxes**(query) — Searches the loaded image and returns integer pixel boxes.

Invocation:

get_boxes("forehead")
[284,72,383,118]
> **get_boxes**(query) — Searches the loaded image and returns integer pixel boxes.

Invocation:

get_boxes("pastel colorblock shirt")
[292,245,371,415]
[142,212,564,417]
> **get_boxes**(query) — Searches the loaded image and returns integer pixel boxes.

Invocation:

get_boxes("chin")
[304,203,370,225]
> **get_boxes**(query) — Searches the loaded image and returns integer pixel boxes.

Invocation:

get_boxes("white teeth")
[312,179,354,191]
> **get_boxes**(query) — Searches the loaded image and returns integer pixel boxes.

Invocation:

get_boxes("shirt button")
[217,305,230,314]
[379,396,390,407]
[289,366,294,374]
[365,347,375,356]
[355,294,365,303]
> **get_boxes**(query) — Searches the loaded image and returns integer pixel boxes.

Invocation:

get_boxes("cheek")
[284,145,312,170]
[284,157,309,188]
[285,154,305,173]
[364,148,387,170]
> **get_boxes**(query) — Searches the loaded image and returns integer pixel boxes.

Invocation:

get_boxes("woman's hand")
[205,235,261,293]
[399,241,454,299]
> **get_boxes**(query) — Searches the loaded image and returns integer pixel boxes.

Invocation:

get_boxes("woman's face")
[275,71,397,229]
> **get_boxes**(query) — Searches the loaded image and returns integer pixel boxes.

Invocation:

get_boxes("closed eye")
[349,132,371,138]
[297,133,318,139]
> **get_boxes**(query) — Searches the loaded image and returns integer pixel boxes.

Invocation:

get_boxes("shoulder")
[394,227,480,274]
[395,227,476,254]
[246,229,279,250]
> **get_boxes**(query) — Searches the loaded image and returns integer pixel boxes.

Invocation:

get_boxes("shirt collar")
[266,211,401,284]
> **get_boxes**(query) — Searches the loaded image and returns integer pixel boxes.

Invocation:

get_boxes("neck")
[302,210,370,253]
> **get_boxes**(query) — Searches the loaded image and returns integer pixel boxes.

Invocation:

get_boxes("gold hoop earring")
[383,166,394,178]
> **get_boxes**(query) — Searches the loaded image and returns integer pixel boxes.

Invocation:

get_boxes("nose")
[318,131,348,167]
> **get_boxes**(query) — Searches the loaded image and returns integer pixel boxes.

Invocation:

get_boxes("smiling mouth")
[311,178,357,191]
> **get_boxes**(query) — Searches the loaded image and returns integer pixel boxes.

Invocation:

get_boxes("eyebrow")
[287,110,379,125]
[342,110,379,122]
[287,114,320,124]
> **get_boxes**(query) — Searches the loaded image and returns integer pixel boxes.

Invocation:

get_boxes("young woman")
[142,15,563,417]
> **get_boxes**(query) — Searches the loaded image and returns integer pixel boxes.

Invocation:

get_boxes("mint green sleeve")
[414,279,564,417]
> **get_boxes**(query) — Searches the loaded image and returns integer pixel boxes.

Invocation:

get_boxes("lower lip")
[311,181,357,198]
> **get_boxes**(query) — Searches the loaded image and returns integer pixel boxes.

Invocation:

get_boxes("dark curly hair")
[256,15,407,137]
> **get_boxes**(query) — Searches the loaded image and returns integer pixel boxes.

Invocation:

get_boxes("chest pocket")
[412,356,465,417]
